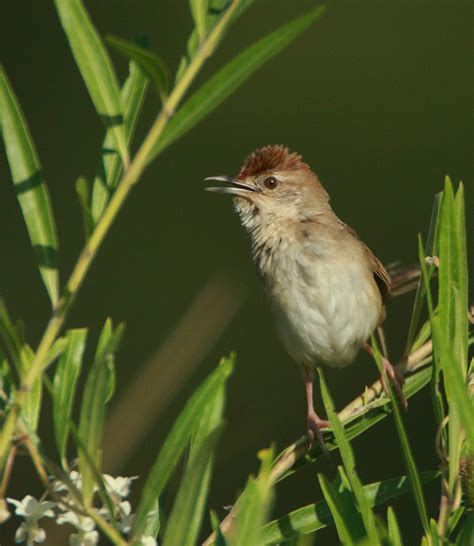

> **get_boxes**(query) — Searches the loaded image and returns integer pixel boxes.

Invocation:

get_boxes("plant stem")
[0,0,240,463]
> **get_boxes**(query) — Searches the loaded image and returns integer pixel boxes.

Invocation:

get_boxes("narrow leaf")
[262,472,438,544]
[232,447,275,546]
[91,46,149,224]
[151,6,326,160]
[78,319,124,505]
[106,36,169,99]
[370,340,430,535]
[54,0,128,165]
[387,507,404,546]
[319,370,379,544]
[317,474,355,546]
[131,354,235,543]
[75,177,94,240]
[162,426,223,546]
[190,0,208,42]
[0,67,59,306]
[53,328,88,466]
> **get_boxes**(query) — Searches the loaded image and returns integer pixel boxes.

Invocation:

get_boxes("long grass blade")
[0,67,59,306]
[387,507,404,546]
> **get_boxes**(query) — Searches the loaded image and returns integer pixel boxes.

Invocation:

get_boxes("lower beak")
[205,175,257,196]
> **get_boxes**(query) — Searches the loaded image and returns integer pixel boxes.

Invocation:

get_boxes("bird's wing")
[337,220,392,303]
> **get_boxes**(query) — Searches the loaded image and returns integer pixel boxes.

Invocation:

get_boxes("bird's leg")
[363,343,407,410]
[302,366,330,453]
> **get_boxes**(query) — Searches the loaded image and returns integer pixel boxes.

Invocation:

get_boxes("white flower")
[69,530,99,546]
[53,470,83,493]
[57,511,98,546]
[103,474,138,499]
[117,501,135,535]
[7,496,55,546]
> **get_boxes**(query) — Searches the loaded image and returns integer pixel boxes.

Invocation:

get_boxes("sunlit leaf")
[54,0,128,165]
[0,67,59,306]
[231,447,275,546]
[190,0,208,42]
[387,507,404,546]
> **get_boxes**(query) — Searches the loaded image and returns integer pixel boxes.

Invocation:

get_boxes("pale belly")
[265,251,383,369]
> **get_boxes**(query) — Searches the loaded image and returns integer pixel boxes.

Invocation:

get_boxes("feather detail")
[237,144,310,179]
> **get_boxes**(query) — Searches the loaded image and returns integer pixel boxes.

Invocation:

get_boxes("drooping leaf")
[106,36,169,99]
[91,44,149,224]
[131,354,235,544]
[53,328,88,466]
[54,0,128,165]
[262,472,438,544]
[0,67,59,306]
[78,319,124,505]
[151,6,326,160]
[231,447,275,546]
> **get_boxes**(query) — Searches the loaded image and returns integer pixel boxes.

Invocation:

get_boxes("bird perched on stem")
[206,145,406,449]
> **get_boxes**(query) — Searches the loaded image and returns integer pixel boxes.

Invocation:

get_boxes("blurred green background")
[0,1,472,544]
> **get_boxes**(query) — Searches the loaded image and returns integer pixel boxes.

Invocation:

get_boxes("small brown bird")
[206,145,405,446]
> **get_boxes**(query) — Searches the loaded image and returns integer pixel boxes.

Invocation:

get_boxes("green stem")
[0,0,240,462]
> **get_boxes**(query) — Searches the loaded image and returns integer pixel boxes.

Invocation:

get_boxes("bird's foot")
[307,411,330,457]
[381,359,407,411]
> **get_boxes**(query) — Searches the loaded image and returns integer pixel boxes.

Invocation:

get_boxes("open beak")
[205,175,257,197]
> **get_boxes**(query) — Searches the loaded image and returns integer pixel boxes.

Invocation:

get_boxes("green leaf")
[0,67,59,306]
[162,426,223,546]
[131,354,235,543]
[370,340,430,536]
[0,302,42,432]
[190,0,208,42]
[151,5,326,160]
[231,447,275,546]
[405,192,441,352]
[387,507,404,546]
[317,473,356,546]
[319,370,380,545]
[75,177,94,240]
[106,36,169,99]
[54,0,129,165]
[262,472,438,544]
[78,319,124,505]
[455,511,474,546]
[53,328,87,466]
[91,44,149,224]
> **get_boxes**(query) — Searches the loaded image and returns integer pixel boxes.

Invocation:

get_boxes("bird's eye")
[264,176,278,190]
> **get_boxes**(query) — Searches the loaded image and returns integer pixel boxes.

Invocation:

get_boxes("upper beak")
[204,175,257,196]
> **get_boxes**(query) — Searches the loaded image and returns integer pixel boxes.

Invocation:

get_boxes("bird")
[205,145,405,448]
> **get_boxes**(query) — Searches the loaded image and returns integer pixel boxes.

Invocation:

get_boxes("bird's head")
[206,145,331,231]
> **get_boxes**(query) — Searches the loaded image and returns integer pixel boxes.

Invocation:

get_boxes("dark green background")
[0,1,472,544]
